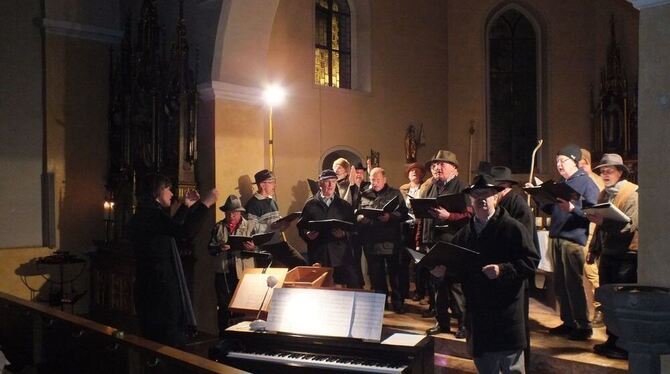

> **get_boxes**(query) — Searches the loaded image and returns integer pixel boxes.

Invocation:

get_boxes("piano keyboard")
[227,349,408,373]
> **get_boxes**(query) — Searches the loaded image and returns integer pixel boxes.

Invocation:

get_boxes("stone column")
[632,0,670,371]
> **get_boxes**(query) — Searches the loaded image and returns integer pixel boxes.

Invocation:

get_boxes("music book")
[228,268,288,315]
[356,195,399,218]
[523,180,581,205]
[416,241,480,277]
[275,211,302,225]
[227,232,275,251]
[307,179,320,196]
[265,288,386,341]
[583,202,631,223]
[307,219,355,232]
[405,247,426,264]
[409,193,468,219]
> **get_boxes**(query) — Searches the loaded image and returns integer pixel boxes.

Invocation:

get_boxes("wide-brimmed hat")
[318,169,338,181]
[463,174,505,195]
[593,153,630,177]
[254,169,275,185]
[425,150,459,170]
[405,162,425,177]
[489,166,519,185]
[219,195,245,212]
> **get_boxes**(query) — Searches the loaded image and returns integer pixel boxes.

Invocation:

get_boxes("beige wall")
[445,0,638,181]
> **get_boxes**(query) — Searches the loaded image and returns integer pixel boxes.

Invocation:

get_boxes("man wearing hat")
[353,161,370,191]
[420,150,471,337]
[431,174,538,373]
[490,165,540,368]
[528,144,599,341]
[297,169,360,287]
[586,153,638,359]
[208,195,257,336]
[245,169,307,268]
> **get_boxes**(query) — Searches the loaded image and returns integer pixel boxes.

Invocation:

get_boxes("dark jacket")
[538,169,599,245]
[357,184,408,255]
[451,208,539,357]
[420,176,471,243]
[128,200,209,331]
[498,190,541,259]
[297,194,356,267]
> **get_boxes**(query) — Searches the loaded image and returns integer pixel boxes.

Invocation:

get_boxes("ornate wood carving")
[106,0,199,242]
[592,16,638,159]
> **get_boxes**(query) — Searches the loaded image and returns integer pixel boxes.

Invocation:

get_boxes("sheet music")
[349,292,386,341]
[266,289,354,337]
[265,288,385,341]
[229,273,276,311]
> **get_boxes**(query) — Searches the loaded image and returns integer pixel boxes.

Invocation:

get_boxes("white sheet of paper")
[349,292,386,341]
[266,288,354,337]
[265,288,385,341]
[229,273,276,311]
[381,333,426,347]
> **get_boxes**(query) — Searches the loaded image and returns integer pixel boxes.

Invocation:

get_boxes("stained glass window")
[315,0,351,88]
[488,9,538,173]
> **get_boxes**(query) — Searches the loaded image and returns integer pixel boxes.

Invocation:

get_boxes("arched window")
[487,7,540,173]
[315,0,351,89]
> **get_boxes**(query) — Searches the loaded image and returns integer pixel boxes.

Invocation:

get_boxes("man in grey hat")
[420,150,471,337]
[208,195,257,337]
[527,144,599,341]
[431,174,538,373]
[245,169,307,268]
[586,153,638,359]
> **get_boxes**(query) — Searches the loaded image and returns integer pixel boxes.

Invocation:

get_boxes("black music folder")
[409,193,468,219]
[415,241,480,277]
[356,195,399,218]
[275,211,302,225]
[523,179,581,205]
[307,219,355,232]
[227,232,275,251]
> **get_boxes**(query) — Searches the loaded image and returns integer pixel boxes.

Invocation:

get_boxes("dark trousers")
[139,319,185,349]
[551,238,590,329]
[599,254,637,343]
[366,250,410,307]
[435,277,465,328]
[215,271,239,337]
[350,234,365,289]
[262,241,307,269]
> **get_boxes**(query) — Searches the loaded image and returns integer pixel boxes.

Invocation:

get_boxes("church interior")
[1,0,670,373]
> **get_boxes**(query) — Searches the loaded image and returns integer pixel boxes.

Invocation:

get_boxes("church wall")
[256,0,451,214]
[445,0,638,180]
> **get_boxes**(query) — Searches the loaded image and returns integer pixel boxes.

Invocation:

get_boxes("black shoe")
[568,328,593,341]
[427,323,449,335]
[592,310,605,328]
[454,325,467,339]
[421,308,436,318]
[411,294,421,302]
[594,342,628,359]
[393,304,406,314]
[548,324,574,336]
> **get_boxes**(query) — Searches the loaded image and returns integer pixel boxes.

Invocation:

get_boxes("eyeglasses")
[556,157,573,164]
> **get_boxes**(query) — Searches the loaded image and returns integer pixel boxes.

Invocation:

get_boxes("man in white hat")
[586,153,638,360]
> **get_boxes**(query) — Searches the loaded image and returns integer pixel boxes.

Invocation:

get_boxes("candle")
[104,201,110,220]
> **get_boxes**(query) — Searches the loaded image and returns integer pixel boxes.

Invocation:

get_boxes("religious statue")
[404,125,418,163]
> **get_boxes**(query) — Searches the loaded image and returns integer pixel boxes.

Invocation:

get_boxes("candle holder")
[103,200,115,244]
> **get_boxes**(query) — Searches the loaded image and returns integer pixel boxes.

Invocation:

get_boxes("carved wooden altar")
[91,0,199,326]
[591,16,638,164]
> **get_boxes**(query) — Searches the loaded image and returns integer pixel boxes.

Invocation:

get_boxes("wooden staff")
[467,121,475,184]
[527,139,544,206]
